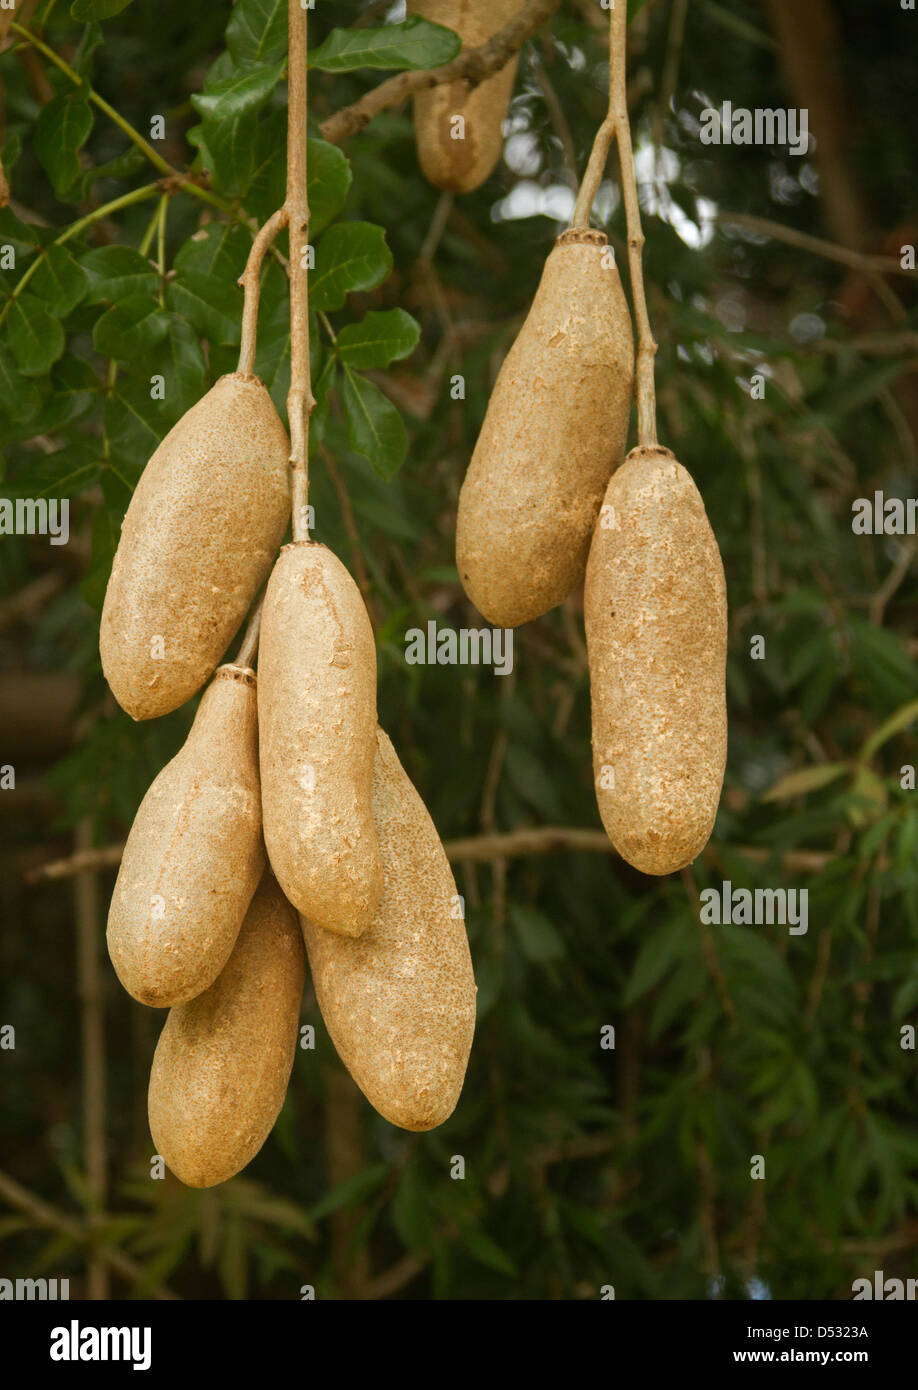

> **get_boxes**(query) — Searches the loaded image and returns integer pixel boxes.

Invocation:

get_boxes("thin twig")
[716,210,918,280]
[25,832,835,884]
[237,207,289,376]
[610,0,657,445]
[0,1168,177,1300]
[320,0,561,146]
[286,0,314,541]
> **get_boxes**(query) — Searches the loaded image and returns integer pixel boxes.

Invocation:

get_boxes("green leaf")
[509,903,565,964]
[340,366,407,479]
[80,246,159,303]
[860,699,918,763]
[35,357,100,435]
[306,139,353,236]
[762,762,849,802]
[5,295,66,376]
[310,221,392,313]
[93,295,171,361]
[226,0,287,66]
[310,17,461,73]
[306,1163,389,1223]
[103,386,167,476]
[0,343,40,423]
[81,501,120,610]
[191,58,285,123]
[160,315,207,416]
[0,207,40,259]
[336,308,421,369]
[6,438,100,499]
[462,1225,518,1278]
[308,356,336,451]
[165,271,242,346]
[34,94,93,195]
[71,0,134,18]
[30,244,90,318]
[174,222,250,281]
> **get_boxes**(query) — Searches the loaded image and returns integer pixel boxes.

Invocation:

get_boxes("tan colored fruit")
[107,664,265,1007]
[100,372,290,721]
[584,445,728,875]
[408,0,521,193]
[456,229,635,627]
[258,541,381,937]
[302,727,476,1132]
[148,873,305,1188]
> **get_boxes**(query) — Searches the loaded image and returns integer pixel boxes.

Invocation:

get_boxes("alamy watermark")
[699,101,809,157]
[0,498,70,546]
[700,881,808,935]
[851,491,917,535]
[405,621,513,676]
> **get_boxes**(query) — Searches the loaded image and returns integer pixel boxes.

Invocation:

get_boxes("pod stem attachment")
[609,0,658,448]
[286,0,315,542]
[234,590,265,669]
[237,207,289,376]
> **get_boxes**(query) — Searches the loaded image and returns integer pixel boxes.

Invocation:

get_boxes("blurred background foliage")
[1,0,918,1300]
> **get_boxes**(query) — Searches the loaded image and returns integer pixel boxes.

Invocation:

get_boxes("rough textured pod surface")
[107,665,265,1007]
[148,873,305,1188]
[408,0,521,193]
[258,542,381,936]
[456,229,635,626]
[584,446,728,875]
[100,373,290,721]
[302,727,477,1132]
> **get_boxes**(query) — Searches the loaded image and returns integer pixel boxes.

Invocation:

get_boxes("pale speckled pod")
[456,229,635,627]
[100,373,290,721]
[584,446,728,876]
[107,665,265,1007]
[148,873,305,1188]
[258,542,381,937]
[408,0,521,193]
[302,727,476,1133]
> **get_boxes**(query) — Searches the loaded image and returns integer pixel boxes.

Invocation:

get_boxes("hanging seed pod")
[148,873,305,1188]
[408,0,522,193]
[106,664,264,1007]
[456,229,635,627]
[258,542,382,937]
[302,727,476,1132]
[585,445,728,875]
[100,373,290,721]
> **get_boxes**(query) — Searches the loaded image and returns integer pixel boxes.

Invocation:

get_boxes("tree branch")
[319,0,562,146]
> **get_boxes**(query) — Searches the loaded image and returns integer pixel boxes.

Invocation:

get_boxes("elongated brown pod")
[106,664,264,1007]
[408,0,522,193]
[100,372,290,721]
[302,727,477,1132]
[258,541,381,937]
[148,873,305,1188]
[585,445,728,875]
[456,229,635,627]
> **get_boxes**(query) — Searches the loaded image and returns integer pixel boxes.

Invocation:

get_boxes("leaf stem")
[11,20,231,214]
[0,182,161,328]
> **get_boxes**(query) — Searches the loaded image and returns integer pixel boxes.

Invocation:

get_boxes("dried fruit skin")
[302,727,477,1132]
[584,446,728,875]
[106,664,265,1007]
[456,229,635,627]
[258,542,381,937]
[148,873,305,1189]
[408,0,521,193]
[100,372,290,721]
